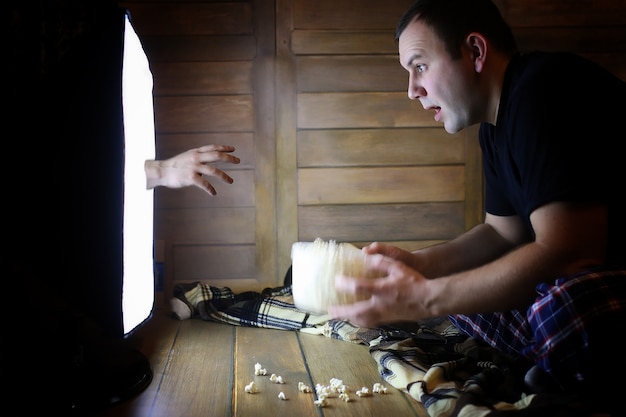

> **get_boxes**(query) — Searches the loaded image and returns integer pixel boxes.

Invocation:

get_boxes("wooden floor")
[95,307,428,417]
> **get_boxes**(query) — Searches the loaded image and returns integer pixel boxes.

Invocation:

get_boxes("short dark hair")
[395,0,517,59]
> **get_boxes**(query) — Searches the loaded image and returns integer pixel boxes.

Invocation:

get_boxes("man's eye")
[416,64,426,73]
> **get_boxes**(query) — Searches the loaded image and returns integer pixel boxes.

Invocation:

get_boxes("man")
[328,0,626,411]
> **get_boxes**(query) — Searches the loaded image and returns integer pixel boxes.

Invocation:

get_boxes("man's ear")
[466,32,488,73]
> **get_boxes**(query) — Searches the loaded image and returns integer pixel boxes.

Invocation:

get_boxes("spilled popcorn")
[245,363,389,405]
[373,382,388,394]
[269,373,285,384]
[298,382,312,393]
[244,381,258,394]
[356,387,372,397]
[254,362,267,376]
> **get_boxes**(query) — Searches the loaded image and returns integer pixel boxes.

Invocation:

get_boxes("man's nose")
[408,78,425,100]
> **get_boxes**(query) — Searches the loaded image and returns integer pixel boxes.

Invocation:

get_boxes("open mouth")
[432,106,442,121]
[421,102,443,122]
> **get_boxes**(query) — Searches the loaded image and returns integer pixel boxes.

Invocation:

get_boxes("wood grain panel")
[298,166,465,205]
[297,128,464,167]
[514,27,626,54]
[252,0,279,289]
[155,132,255,169]
[494,0,626,27]
[172,244,256,280]
[120,2,253,35]
[461,125,484,230]
[297,332,427,416]
[154,207,255,243]
[293,0,414,30]
[298,203,466,242]
[152,61,253,96]
[155,96,254,133]
[292,16,626,56]
[276,0,301,278]
[233,328,318,416]
[141,35,257,62]
[297,56,406,92]
[155,169,255,208]
[148,320,235,417]
[297,92,436,128]
[292,30,399,55]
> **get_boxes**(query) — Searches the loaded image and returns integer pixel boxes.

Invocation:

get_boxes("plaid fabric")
[172,281,366,341]
[370,320,592,417]
[449,266,626,392]
[172,269,625,416]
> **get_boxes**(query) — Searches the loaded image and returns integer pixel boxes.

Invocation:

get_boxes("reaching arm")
[145,144,240,195]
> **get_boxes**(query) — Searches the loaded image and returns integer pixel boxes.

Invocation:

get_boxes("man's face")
[398,18,478,134]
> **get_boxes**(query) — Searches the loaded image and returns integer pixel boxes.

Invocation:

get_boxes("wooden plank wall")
[119,0,626,301]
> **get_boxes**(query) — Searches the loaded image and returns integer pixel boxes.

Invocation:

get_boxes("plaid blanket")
[171,281,606,416]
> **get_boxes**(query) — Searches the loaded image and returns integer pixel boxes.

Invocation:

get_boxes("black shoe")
[523,365,562,394]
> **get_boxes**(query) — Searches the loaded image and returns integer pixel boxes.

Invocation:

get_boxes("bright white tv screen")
[121,11,155,335]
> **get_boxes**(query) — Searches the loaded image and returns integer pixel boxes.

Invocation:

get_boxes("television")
[71,8,157,339]
[12,6,156,413]
[69,5,156,405]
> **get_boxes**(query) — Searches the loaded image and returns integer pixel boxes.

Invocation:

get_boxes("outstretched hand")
[146,144,240,195]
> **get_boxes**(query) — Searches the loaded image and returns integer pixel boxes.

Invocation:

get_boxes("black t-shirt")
[479,51,626,265]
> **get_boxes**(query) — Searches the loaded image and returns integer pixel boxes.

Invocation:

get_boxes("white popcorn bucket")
[290,238,385,314]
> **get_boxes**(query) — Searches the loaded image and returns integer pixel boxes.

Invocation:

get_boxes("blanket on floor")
[171,280,596,417]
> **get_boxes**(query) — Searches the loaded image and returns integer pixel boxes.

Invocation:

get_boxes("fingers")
[186,146,239,195]
[196,144,236,153]
[211,153,240,165]
[362,241,386,254]
[362,242,401,258]
[193,170,232,195]
[196,165,234,184]
[195,145,240,165]
[329,258,391,327]
[196,180,217,196]
[327,299,381,328]
[333,274,375,297]
[333,255,395,295]
[363,242,415,269]
[328,255,419,327]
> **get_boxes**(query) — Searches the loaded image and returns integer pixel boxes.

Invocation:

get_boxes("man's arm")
[329,202,608,326]
[363,213,529,278]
